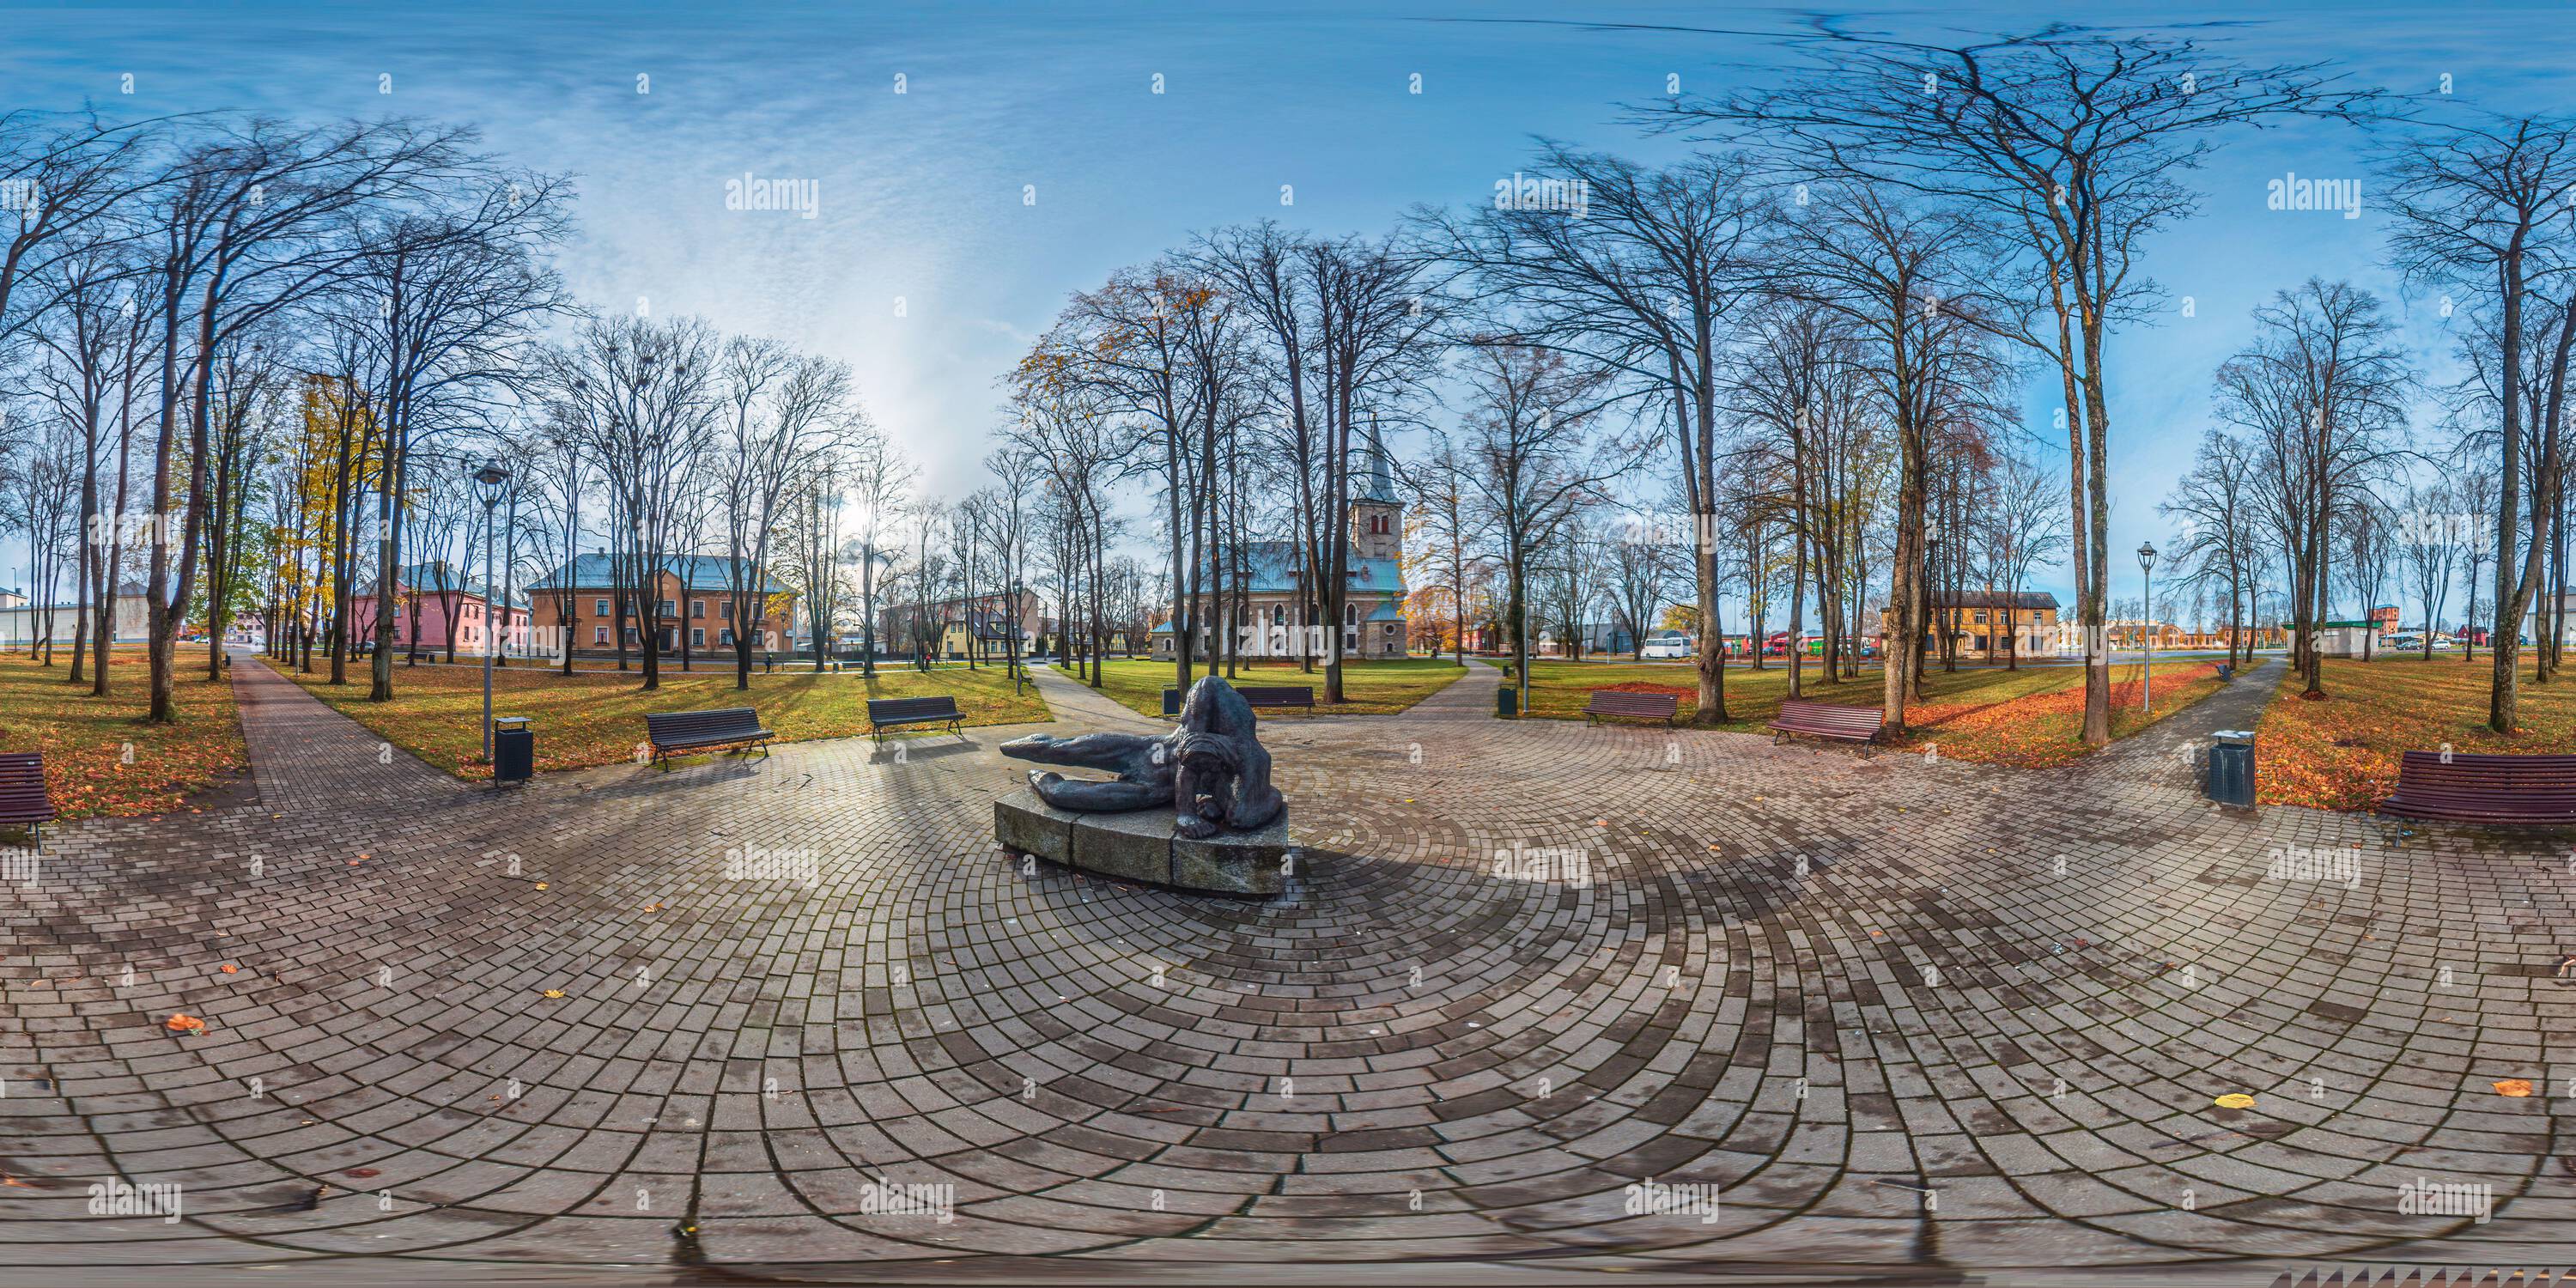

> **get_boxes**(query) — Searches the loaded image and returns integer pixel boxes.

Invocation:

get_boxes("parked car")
[2385,635,2418,651]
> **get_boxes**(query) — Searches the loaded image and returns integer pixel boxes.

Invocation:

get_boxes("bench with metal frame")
[1767,699,1886,750]
[866,696,964,741]
[642,708,775,766]
[0,752,56,843]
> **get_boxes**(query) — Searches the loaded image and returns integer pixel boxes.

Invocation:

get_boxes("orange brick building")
[528,554,796,658]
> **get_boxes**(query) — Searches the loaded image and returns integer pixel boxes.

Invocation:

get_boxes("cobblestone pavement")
[2,653,2571,1285]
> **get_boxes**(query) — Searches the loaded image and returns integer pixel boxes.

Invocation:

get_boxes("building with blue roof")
[1155,426,1409,661]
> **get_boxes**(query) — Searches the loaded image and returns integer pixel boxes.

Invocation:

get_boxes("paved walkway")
[0,655,2569,1285]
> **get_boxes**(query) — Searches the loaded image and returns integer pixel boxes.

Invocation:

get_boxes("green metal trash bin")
[1496,685,1518,718]
[2205,729,2254,807]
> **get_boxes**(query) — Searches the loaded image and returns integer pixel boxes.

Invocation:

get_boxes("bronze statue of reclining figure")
[1001,676,1285,839]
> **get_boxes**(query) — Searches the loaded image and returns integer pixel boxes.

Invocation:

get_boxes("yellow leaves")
[2213,1093,2256,1109]
[540,989,566,999]
[2493,1078,2534,1097]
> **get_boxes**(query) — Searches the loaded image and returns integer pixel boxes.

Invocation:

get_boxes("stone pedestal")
[993,787,1291,896]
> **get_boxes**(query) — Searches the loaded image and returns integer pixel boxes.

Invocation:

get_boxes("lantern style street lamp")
[472,459,512,761]
[2136,541,2159,714]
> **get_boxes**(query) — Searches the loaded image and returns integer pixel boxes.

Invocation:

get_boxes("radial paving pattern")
[0,654,2570,1284]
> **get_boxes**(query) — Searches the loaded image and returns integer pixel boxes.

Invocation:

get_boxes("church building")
[1154,429,1408,662]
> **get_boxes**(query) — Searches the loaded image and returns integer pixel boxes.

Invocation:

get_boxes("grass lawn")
[280,659,1050,779]
[0,648,249,822]
[1091,657,1468,717]
[1512,658,2227,768]
[2255,652,2576,810]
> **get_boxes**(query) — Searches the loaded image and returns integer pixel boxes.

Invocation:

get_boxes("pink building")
[349,561,533,656]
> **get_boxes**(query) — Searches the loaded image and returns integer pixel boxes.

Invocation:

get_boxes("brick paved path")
[1,653,2570,1285]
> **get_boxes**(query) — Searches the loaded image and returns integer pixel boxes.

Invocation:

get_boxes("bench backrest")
[2396,750,2576,803]
[644,708,765,738]
[867,696,962,720]
[1586,690,1680,715]
[1234,685,1315,707]
[1777,700,1886,732]
[0,752,52,820]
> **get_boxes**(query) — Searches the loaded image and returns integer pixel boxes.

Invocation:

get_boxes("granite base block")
[993,787,1288,896]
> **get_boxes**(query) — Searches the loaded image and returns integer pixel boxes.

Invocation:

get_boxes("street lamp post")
[2137,541,2158,714]
[472,460,512,762]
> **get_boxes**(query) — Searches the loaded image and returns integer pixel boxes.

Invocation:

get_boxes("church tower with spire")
[1349,418,1402,562]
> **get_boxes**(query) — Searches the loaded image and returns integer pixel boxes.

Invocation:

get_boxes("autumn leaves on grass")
[2255,656,2576,811]
[0,652,249,820]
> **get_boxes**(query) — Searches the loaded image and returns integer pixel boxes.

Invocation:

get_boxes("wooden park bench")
[0,753,56,843]
[866,695,963,741]
[2380,750,2576,826]
[1235,685,1315,712]
[1163,683,1317,714]
[1583,690,1678,727]
[1768,699,1886,750]
[641,708,775,767]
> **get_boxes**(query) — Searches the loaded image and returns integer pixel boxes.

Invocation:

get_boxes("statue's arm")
[1030,772,1169,813]
[1001,732,1155,769]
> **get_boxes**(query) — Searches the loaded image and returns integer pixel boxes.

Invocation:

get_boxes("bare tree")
[1983,450,2069,671]
[2383,111,2576,727]
[1674,23,2372,743]
[1455,343,1638,712]
[2161,430,2262,667]
[2221,280,2412,696]
[713,338,855,688]
[2397,483,2461,661]
[1419,146,1765,723]
[1401,429,1489,664]
[545,313,720,690]
[142,116,490,721]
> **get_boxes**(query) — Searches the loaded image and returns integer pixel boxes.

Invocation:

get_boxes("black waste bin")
[493,716,534,784]
[2204,729,2254,807]
[1496,685,1518,718]
[1162,686,1182,717]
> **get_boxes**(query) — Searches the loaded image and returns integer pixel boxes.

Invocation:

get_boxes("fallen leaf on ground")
[165,1014,206,1034]
[219,963,238,974]
[2213,1093,2257,1109]
[540,989,565,999]
[2494,1079,2535,1097]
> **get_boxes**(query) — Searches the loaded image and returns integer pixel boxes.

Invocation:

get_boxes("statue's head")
[1176,675,1254,733]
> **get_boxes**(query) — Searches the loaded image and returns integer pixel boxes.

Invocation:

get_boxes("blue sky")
[7,0,2568,618]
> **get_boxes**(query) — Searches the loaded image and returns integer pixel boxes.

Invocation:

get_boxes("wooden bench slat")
[642,708,774,762]
[1583,690,1678,726]
[1768,700,1885,746]
[1233,685,1315,708]
[0,752,56,828]
[2383,750,2576,823]
[866,695,964,740]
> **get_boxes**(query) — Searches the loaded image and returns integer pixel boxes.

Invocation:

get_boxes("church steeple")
[1347,417,1402,562]
[1354,417,1399,504]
